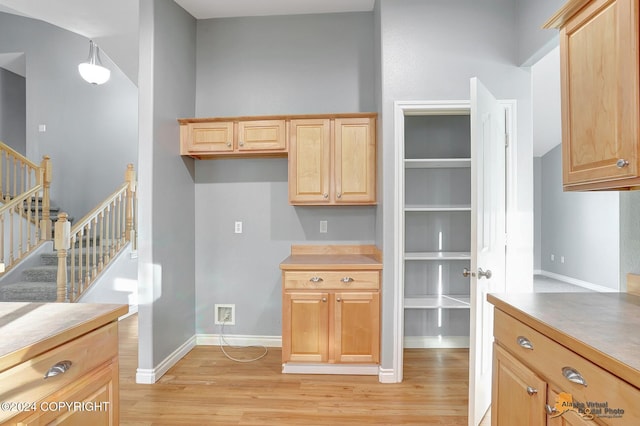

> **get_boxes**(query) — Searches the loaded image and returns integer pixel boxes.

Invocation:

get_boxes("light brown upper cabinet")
[544,0,640,190]
[179,118,286,158]
[289,115,376,205]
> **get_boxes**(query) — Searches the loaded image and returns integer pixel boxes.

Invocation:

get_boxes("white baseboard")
[119,304,138,320]
[533,269,543,275]
[136,335,197,384]
[282,363,379,375]
[538,270,618,292]
[196,334,282,347]
[404,336,470,349]
[378,367,399,383]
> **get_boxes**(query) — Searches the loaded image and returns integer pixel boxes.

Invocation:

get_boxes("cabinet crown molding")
[178,112,377,125]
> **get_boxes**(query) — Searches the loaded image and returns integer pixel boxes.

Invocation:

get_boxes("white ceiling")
[175,0,375,19]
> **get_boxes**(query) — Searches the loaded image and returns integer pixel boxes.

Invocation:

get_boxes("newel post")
[125,164,136,247]
[55,212,70,302]
[40,155,52,240]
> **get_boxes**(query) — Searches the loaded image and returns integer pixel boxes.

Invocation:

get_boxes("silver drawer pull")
[44,360,72,379]
[562,367,587,386]
[309,277,323,283]
[517,336,534,350]
[341,277,354,283]
[526,386,538,396]
[616,159,629,168]
[545,404,558,415]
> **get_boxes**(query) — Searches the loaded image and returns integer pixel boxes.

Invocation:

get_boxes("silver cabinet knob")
[323,193,329,199]
[545,404,558,415]
[226,141,232,147]
[239,140,244,146]
[517,336,534,350]
[321,297,327,302]
[337,192,342,199]
[44,360,73,379]
[336,297,342,302]
[309,277,323,283]
[478,268,492,279]
[341,277,354,283]
[616,159,629,168]
[526,386,538,396]
[562,367,587,386]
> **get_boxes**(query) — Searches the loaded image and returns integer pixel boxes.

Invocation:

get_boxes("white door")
[468,78,506,426]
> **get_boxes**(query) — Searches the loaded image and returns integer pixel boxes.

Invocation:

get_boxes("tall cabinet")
[402,111,472,348]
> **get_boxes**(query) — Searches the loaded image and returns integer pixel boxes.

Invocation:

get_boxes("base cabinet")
[0,320,121,426]
[492,344,547,426]
[491,308,639,425]
[282,273,380,365]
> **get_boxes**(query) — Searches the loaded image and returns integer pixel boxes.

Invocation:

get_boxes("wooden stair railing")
[0,142,52,274]
[55,164,137,302]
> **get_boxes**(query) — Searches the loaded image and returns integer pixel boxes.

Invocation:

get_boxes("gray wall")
[620,192,640,290]
[539,145,619,289]
[0,68,26,154]
[378,0,533,370]
[515,0,565,66]
[0,12,137,221]
[192,13,376,336]
[533,157,541,271]
[137,0,197,369]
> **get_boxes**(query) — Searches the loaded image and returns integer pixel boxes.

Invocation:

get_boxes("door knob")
[478,268,492,279]
[462,268,474,278]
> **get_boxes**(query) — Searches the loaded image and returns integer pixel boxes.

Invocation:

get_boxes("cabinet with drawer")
[280,245,382,372]
[0,303,126,426]
[491,306,640,425]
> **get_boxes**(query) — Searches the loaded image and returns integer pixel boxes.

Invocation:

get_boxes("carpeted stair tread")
[0,281,57,302]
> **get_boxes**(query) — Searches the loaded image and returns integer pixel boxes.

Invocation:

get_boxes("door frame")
[391,99,517,383]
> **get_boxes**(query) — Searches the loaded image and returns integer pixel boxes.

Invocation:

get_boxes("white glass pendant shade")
[78,40,111,85]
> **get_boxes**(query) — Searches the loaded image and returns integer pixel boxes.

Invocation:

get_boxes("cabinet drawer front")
[0,322,118,424]
[238,120,286,151]
[495,309,639,425]
[284,271,379,290]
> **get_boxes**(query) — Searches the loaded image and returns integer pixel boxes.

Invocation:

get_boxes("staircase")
[0,144,137,303]
[0,249,61,302]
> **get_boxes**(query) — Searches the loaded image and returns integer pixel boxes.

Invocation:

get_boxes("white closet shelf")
[404,158,471,168]
[404,251,471,260]
[404,204,471,212]
[404,295,471,309]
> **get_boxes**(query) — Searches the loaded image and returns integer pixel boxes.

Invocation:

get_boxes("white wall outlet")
[38,124,46,132]
[320,220,328,233]
[214,304,235,325]
[550,254,555,261]
[234,221,242,234]
[560,256,565,264]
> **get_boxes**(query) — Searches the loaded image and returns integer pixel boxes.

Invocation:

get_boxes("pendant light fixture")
[78,40,111,85]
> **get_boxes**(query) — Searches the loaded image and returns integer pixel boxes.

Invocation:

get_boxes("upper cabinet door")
[546,0,640,190]
[184,122,234,153]
[289,119,331,204]
[237,120,286,152]
[334,117,376,204]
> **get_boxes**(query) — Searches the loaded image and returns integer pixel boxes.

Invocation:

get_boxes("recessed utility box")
[214,304,235,325]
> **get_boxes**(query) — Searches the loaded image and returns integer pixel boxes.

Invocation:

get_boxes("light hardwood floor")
[119,314,490,425]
